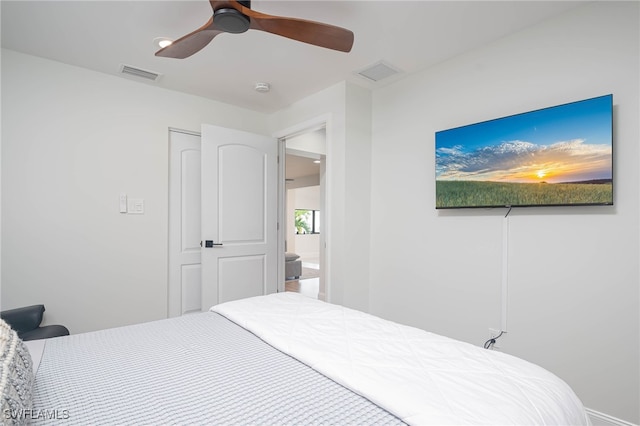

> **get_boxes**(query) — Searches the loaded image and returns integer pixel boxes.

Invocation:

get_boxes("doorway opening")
[282,127,326,300]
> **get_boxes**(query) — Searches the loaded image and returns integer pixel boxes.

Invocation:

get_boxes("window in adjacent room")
[295,209,320,234]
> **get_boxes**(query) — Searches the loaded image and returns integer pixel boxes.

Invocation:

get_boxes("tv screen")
[435,94,613,209]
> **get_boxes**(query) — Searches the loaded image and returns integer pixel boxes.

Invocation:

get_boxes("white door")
[168,130,202,317]
[200,124,278,310]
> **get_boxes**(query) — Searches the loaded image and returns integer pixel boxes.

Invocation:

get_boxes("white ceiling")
[1,1,584,114]
[286,153,320,181]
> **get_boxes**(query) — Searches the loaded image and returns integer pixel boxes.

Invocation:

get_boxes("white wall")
[1,49,269,334]
[286,128,326,156]
[292,186,320,212]
[269,82,373,310]
[369,2,639,423]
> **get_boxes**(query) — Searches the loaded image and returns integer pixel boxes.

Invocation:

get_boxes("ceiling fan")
[155,0,354,59]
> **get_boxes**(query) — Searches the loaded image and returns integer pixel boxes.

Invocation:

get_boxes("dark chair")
[1,305,69,341]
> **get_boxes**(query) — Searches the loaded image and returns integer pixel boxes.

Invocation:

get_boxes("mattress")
[28,292,590,425]
[30,311,405,425]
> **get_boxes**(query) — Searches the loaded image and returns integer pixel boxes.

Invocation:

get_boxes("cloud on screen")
[436,139,611,183]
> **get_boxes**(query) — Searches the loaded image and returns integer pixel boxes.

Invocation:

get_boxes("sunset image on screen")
[435,95,613,208]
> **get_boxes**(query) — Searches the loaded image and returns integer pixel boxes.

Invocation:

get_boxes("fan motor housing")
[214,6,251,34]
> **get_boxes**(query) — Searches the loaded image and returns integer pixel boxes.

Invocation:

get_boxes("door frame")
[273,114,332,301]
[168,125,282,316]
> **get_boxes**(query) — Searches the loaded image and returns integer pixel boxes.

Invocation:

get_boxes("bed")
[2,292,590,425]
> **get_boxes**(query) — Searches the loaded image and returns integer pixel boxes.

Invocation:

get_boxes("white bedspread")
[212,292,590,426]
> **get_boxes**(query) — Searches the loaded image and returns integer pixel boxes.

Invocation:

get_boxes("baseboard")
[586,408,638,426]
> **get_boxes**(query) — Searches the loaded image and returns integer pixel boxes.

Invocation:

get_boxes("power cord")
[483,330,505,350]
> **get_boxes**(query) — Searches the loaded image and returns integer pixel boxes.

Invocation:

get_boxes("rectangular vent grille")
[356,61,401,82]
[120,64,161,81]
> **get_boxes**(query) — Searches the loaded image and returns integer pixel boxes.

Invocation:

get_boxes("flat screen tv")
[435,94,613,209]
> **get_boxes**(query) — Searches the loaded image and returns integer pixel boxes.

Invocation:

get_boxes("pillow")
[0,318,34,423]
[285,252,300,262]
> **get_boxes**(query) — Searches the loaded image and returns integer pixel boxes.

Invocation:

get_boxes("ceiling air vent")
[356,61,401,83]
[119,64,162,82]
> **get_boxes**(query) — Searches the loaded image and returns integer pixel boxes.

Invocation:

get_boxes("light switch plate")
[128,198,144,214]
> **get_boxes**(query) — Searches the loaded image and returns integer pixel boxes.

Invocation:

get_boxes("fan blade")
[155,17,223,59]
[241,6,354,53]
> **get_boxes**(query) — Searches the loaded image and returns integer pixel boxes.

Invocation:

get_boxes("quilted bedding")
[213,292,591,426]
[30,311,404,425]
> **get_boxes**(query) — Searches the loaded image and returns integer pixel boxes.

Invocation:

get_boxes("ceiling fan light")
[154,37,173,49]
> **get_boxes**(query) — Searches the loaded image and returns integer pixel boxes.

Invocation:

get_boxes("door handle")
[202,240,223,248]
